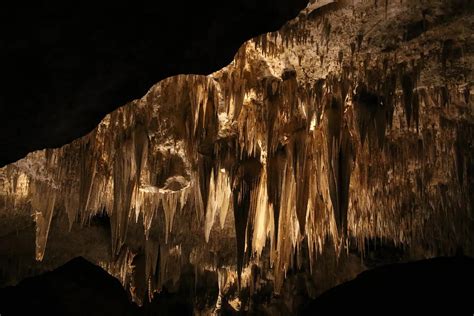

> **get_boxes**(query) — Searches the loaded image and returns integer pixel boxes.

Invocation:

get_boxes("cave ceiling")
[0,0,473,313]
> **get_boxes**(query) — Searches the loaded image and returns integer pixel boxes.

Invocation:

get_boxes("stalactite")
[252,168,273,258]
[232,157,262,287]
[110,125,148,256]
[160,191,181,244]
[205,167,232,241]
[440,85,450,108]
[273,160,300,293]
[32,181,56,261]
[356,33,364,52]
[1,0,473,307]
[441,39,454,75]
[264,74,282,155]
[324,93,353,237]
[267,147,287,243]
[292,129,311,234]
[401,72,415,128]
[412,90,420,132]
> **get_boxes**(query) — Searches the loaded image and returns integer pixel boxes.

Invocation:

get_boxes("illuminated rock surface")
[1,0,473,314]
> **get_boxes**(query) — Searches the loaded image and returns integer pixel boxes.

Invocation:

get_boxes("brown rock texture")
[1,0,473,313]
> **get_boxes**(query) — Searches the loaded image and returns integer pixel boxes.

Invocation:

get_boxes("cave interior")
[0,0,474,315]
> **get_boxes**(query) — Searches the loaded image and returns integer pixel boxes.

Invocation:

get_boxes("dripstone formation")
[1,0,473,314]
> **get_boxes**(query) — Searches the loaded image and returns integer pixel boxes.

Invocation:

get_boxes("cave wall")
[1,0,473,313]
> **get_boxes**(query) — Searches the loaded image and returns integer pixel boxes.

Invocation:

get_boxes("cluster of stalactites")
[252,0,341,59]
[1,18,473,302]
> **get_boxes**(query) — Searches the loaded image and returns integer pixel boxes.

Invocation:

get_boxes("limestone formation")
[1,0,473,313]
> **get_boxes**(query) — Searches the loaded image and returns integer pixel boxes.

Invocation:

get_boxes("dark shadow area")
[1,256,473,315]
[0,257,139,316]
[0,0,308,166]
[0,257,218,316]
[301,256,474,314]
[142,289,194,316]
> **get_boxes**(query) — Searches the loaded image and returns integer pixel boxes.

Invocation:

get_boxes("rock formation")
[1,0,473,314]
